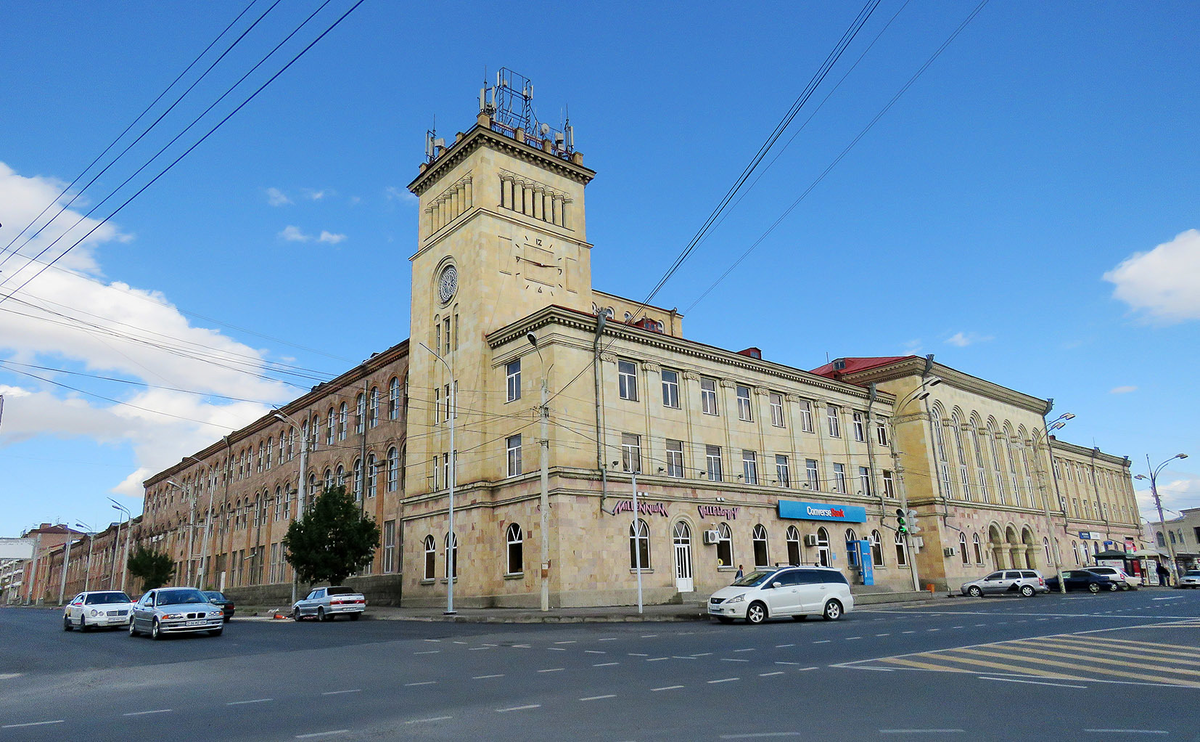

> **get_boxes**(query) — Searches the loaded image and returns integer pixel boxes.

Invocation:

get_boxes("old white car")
[63,591,135,631]
[128,587,224,639]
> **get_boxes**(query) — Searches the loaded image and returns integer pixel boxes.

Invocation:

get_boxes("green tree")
[283,484,380,586]
[126,547,176,591]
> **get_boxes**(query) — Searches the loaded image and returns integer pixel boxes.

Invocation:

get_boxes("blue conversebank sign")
[777,500,867,523]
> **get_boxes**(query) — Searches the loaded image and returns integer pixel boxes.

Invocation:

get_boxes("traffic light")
[895,508,908,534]
[905,509,921,535]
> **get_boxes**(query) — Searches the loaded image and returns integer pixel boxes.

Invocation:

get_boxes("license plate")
[186,619,208,626]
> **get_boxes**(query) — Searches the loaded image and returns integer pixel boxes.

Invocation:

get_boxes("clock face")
[437,264,458,304]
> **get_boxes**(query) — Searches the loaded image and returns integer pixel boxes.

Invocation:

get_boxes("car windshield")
[1186,571,1200,577]
[157,589,206,605]
[327,587,356,595]
[731,570,776,587]
[203,592,226,601]
[84,592,131,605]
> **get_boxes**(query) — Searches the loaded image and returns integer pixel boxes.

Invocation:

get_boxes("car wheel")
[79,615,89,632]
[224,616,232,623]
[716,616,734,624]
[968,585,983,598]
[292,607,302,622]
[1020,585,1035,598]
[1107,582,1119,592]
[151,619,162,640]
[317,607,327,622]
[1088,583,1101,594]
[822,600,843,621]
[128,619,138,637]
[63,614,72,631]
[746,601,767,625]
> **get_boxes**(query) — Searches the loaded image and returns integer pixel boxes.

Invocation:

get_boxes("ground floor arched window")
[630,519,651,570]
[816,527,830,568]
[423,535,436,580]
[506,523,523,575]
[972,533,983,564]
[870,530,884,567]
[445,532,458,579]
[786,526,801,566]
[752,524,769,567]
[959,532,969,565]
[716,522,733,568]
[844,528,859,567]
[895,531,908,566]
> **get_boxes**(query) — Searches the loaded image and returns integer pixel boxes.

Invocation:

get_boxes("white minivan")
[708,566,854,624]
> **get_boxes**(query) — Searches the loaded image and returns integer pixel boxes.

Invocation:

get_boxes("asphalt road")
[2,589,1198,741]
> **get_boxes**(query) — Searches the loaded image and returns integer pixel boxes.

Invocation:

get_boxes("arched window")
[987,421,1006,503]
[752,524,769,568]
[931,407,953,497]
[506,523,523,575]
[387,447,399,492]
[1043,537,1051,565]
[630,519,651,570]
[1071,540,1080,565]
[369,387,379,428]
[816,527,830,568]
[308,473,317,501]
[338,403,348,440]
[353,459,363,501]
[302,419,310,451]
[972,533,983,564]
[952,412,970,500]
[274,486,282,520]
[355,393,365,434]
[895,531,908,566]
[366,453,377,497]
[423,535,436,580]
[388,377,400,420]
[445,532,458,578]
[844,528,859,567]
[959,532,969,565]
[786,526,801,565]
[716,522,733,568]
[266,438,273,470]
[326,408,335,445]
[870,530,884,567]
[336,464,345,487]
[970,421,989,503]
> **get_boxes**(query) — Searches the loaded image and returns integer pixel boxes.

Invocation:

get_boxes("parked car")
[960,570,1048,598]
[129,587,225,639]
[1083,566,1138,590]
[63,591,135,631]
[202,590,235,621]
[1179,570,1200,589]
[292,586,366,622]
[708,566,853,625]
[1044,570,1119,594]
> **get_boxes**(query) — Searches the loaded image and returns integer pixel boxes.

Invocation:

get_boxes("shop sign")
[698,504,740,520]
[1079,531,1101,540]
[612,500,669,517]
[777,500,866,523]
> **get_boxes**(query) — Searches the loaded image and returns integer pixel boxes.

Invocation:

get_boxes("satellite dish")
[540,123,550,136]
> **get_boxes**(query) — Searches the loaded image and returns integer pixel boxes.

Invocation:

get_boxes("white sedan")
[63,591,135,631]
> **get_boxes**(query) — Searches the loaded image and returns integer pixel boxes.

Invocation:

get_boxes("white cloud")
[0,161,291,503]
[1109,385,1137,394]
[317,231,346,245]
[945,331,993,347]
[1136,473,1200,521]
[265,187,292,206]
[278,225,309,242]
[385,185,417,204]
[1104,229,1200,323]
[302,188,329,201]
[902,339,923,355]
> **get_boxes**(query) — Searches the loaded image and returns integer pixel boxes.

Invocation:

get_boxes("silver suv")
[1084,566,1138,590]
[960,569,1048,598]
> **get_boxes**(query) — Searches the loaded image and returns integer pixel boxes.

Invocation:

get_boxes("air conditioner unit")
[943,546,956,557]
[702,530,720,545]
[804,534,819,547]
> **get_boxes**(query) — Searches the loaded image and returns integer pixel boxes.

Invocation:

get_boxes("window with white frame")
[661,369,680,409]
[506,434,522,477]
[629,518,651,570]
[806,459,819,490]
[366,453,377,497]
[431,455,440,490]
[768,392,785,428]
[952,413,971,501]
[335,464,345,487]
[666,439,684,477]
[383,520,396,573]
[265,438,273,470]
[882,470,895,498]
[622,433,642,474]
[876,419,889,446]
[752,524,769,567]
[959,532,969,565]
[870,529,884,567]
[798,400,814,433]
[701,377,718,415]
[988,421,1006,501]
[706,445,723,482]
[833,463,846,493]
[775,455,790,487]
[445,532,458,578]
[353,459,363,501]
[388,377,400,420]
[618,359,638,401]
[716,522,733,567]
[369,387,379,427]
[853,412,866,442]
[845,528,859,567]
[356,393,365,434]
[506,359,521,402]
[736,385,753,421]
[338,403,347,441]
[786,526,801,565]
[742,450,758,485]
[422,536,437,579]
[895,531,908,566]
[827,405,840,437]
[387,447,399,492]
[973,533,983,564]
[816,527,830,567]
[506,523,523,575]
[858,466,872,496]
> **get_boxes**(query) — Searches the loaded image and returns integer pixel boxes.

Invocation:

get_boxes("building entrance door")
[673,522,693,593]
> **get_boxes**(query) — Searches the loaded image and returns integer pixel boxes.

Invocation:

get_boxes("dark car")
[1045,570,1120,593]
[202,591,235,621]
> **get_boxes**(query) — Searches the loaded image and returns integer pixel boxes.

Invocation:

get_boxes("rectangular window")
[775,454,790,487]
[798,400,814,433]
[742,450,758,485]
[853,412,866,442]
[622,432,642,474]
[618,360,638,401]
[661,369,680,409]
[506,359,521,402]
[701,377,718,415]
[806,459,819,490]
[506,434,522,477]
[883,470,895,498]
[770,392,785,428]
[876,420,889,446]
[443,317,451,355]
[666,439,684,477]
[453,313,459,350]
[434,387,441,424]
[706,445,723,482]
[432,456,440,490]
[435,322,441,358]
[833,463,846,493]
[444,383,452,421]
[858,466,872,496]
[736,385,753,422]
[383,520,396,573]
[827,405,840,437]
[356,396,365,434]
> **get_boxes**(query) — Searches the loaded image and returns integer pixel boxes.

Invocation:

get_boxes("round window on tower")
[437,263,458,304]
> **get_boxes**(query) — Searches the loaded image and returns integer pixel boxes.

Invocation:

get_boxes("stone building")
[33,519,137,604]
[1146,507,1200,576]
[134,81,1141,605]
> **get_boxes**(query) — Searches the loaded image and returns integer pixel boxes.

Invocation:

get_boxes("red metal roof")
[809,356,916,379]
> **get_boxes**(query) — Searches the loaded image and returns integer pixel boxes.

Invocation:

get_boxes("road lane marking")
[453,640,467,645]
[405,717,452,724]
[902,631,916,634]
[473,674,504,680]
[775,661,800,665]
[296,730,349,738]
[538,668,564,673]
[759,671,785,677]
[876,633,890,637]
[585,650,606,654]
[672,656,697,660]
[547,647,567,651]
[555,640,576,644]
[734,648,755,652]
[722,658,749,662]
[1041,637,1200,660]
[776,643,795,648]
[880,729,964,734]
[647,657,669,662]
[720,734,803,739]
[628,652,649,657]
[2,721,64,729]
[424,638,441,642]
[708,677,740,684]
[469,646,493,651]
[813,640,831,644]
[652,685,684,692]
[0,674,23,680]
[404,681,437,686]
[845,636,861,641]
[954,647,1200,685]
[497,704,541,712]
[593,662,619,667]
[227,698,272,705]
[1084,730,1166,735]
[580,695,616,701]
[1085,636,1200,654]
[641,634,658,638]
[599,637,618,641]
[415,650,440,655]
[691,652,713,656]
[123,709,172,716]
[511,643,531,648]
[980,676,1086,689]
[322,689,361,695]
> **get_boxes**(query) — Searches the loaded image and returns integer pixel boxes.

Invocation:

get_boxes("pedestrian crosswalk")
[848,624,1200,687]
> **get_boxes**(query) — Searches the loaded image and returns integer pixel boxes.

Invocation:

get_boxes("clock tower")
[404,72,596,503]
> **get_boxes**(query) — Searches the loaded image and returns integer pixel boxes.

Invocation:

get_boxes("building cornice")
[837,357,1048,415]
[1049,438,1130,468]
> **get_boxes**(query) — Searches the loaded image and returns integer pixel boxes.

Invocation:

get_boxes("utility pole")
[539,372,550,612]
[57,530,73,605]
[630,464,643,614]
[1037,405,1073,594]
[420,343,456,615]
[274,414,309,605]
[1138,453,1188,585]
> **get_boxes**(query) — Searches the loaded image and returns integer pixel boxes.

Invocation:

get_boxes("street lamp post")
[1136,453,1188,586]
[56,524,74,605]
[75,522,96,592]
[615,460,644,614]
[273,412,310,605]
[109,500,131,592]
[420,343,455,615]
[165,480,194,585]
[527,333,552,612]
[884,377,942,592]
[1032,409,1074,594]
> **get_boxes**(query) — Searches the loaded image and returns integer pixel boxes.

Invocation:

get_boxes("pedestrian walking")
[1157,563,1171,587]
[735,565,744,580]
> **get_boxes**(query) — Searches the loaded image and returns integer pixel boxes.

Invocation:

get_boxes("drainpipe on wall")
[594,313,610,514]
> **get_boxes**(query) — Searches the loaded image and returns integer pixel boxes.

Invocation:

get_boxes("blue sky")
[1,1,1197,538]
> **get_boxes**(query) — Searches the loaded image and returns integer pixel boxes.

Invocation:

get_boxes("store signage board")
[777,500,866,523]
